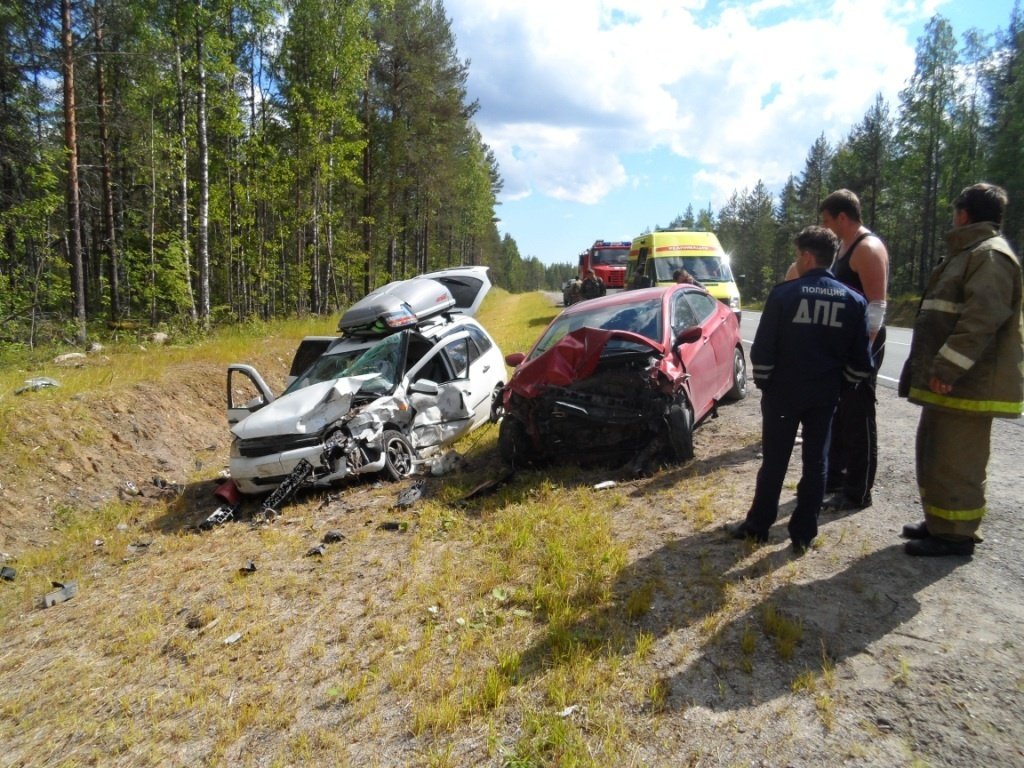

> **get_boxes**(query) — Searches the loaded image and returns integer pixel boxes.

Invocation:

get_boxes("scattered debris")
[53,352,87,366]
[558,705,580,718]
[593,480,617,491]
[199,505,237,531]
[378,521,408,532]
[305,544,325,558]
[42,580,78,608]
[251,458,313,523]
[94,539,104,548]
[120,480,142,498]
[322,530,345,544]
[396,479,425,508]
[151,477,183,496]
[458,469,515,503]
[126,541,151,555]
[223,632,243,645]
[239,560,257,574]
[15,377,60,395]
[213,478,241,506]
[1,566,15,582]
[86,341,104,353]
[429,450,465,476]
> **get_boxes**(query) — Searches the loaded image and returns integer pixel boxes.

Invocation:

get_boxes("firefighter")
[580,269,606,300]
[898,183,1023,556]
[563,279,582,306]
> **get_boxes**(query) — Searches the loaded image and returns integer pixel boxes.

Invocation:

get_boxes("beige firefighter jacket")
[900,221,1023,418]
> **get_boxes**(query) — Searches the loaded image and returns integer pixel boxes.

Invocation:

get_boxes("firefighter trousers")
[916,406,991,541]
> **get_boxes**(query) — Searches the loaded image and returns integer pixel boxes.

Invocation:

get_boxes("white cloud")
[447,0,931,209]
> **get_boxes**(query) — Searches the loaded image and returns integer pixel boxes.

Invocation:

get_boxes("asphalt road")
[740,310,910,390]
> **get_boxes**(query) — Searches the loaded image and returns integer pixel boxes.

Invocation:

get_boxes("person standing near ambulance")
[728,226,874,553]
[819,189,889,512]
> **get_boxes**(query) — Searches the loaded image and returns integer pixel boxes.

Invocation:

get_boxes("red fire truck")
[578,239,630,289]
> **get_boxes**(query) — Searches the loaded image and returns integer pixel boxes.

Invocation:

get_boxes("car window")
[465,324,492,360]
[685,291,719,323]
[443,337,471,379]
[672,292,699,330]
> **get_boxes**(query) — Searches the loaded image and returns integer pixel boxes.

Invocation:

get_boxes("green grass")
[0,288,868,767]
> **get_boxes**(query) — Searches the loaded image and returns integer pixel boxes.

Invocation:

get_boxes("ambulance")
[626,229,742,323]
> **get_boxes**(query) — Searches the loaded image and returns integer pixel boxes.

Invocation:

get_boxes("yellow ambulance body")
[626,229,742,323]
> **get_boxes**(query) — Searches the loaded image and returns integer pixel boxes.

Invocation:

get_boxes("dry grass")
[0,288,912,767]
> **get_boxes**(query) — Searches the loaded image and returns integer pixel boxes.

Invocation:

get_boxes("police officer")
[729,226,874,553]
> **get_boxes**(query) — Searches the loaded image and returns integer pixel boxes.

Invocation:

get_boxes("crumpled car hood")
[231,374,379,440]
[508,327,663,400]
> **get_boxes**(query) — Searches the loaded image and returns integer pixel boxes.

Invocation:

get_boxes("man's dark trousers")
[828,327,885,505]
[745,392,836,544]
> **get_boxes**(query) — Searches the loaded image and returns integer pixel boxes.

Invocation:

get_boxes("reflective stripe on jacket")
[902,222,1024,418]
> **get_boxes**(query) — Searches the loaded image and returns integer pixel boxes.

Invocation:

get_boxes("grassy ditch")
[0,290,849,767]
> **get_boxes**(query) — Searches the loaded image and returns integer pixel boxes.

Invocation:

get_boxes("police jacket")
[900,222,1023,418]
[752,267,873,411]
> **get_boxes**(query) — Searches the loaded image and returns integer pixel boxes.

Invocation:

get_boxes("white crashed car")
[226,267,504,496]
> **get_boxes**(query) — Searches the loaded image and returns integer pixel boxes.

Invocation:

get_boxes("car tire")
[498,417,532,467]
[725,346,748,401]
[666,399,695,462]
[381,430,415,480]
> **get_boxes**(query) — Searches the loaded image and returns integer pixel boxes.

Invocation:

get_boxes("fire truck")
[578,239,631,289]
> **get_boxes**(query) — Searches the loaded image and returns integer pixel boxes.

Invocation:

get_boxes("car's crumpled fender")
[347,394,411,439]
[410,384,473,449]
[507,328,664,400]
[231,373,379,440]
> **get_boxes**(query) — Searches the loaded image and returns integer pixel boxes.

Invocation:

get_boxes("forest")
[2,1,1023,346]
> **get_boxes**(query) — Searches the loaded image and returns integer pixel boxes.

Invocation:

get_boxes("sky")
[442,0,1020,265]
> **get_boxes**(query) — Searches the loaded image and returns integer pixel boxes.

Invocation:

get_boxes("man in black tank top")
[819,189,889,510]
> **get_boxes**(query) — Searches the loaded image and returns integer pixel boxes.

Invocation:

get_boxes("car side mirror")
[505,352,526,367]
[409,379,440,396]
[673,326,703,349]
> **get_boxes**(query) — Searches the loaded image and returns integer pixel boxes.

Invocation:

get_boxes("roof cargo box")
[338,277,455,336]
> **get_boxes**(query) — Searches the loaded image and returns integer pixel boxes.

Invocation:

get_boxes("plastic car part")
[199,504,237,530]
[254,458,314,522]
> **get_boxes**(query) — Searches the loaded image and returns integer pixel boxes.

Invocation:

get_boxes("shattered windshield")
[528,298,663,361]
[283,333,405,396]
[284,347,368,394]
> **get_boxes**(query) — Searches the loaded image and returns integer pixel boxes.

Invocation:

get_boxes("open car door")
[227,364,276,426]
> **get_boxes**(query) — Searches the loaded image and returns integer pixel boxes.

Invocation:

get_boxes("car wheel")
[498,416,532,467]
[666,399,695,462]
[725,346,748,401]
[381,429,415,480]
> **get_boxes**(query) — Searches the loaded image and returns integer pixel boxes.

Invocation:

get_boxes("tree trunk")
[93,0,121,321]
[175,43,197,320]
[61,0,86,342]
[195,3,211,324]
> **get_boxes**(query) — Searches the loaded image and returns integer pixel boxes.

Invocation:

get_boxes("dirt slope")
[0,341,1022,767]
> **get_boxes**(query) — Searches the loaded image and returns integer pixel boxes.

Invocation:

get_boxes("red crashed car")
[496,284,747,470]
